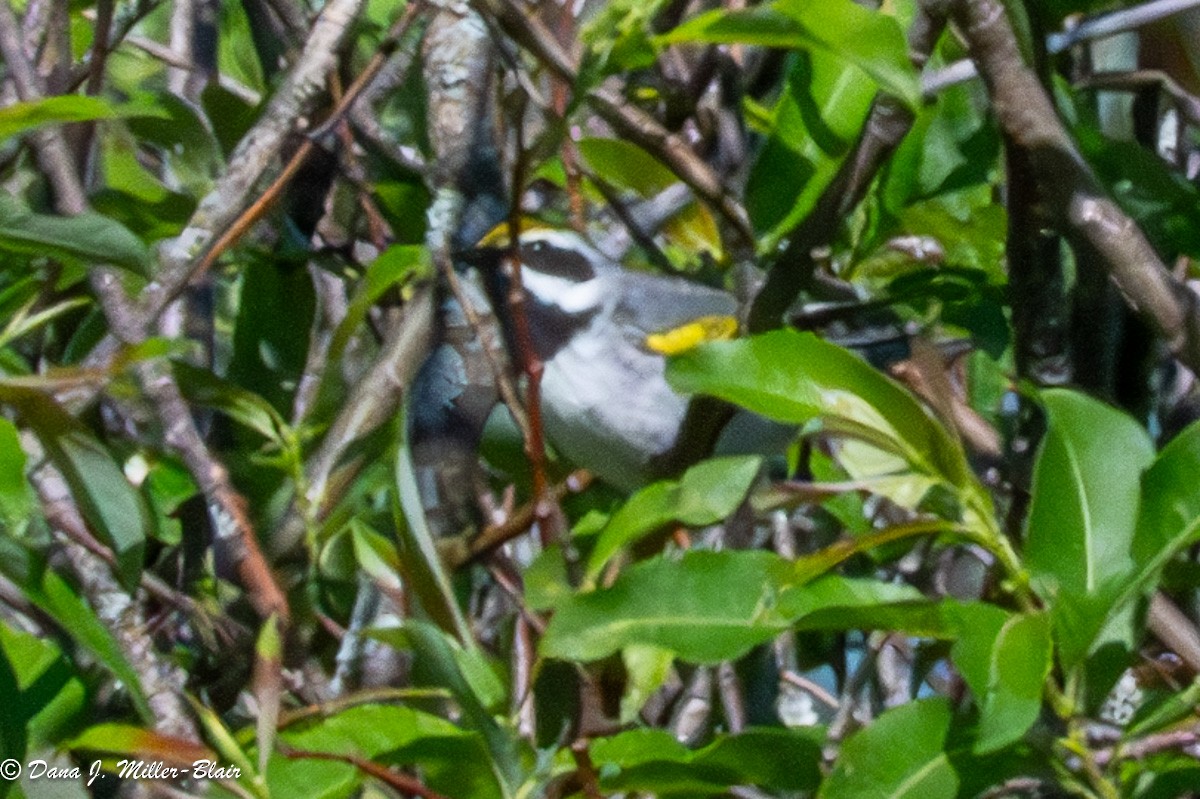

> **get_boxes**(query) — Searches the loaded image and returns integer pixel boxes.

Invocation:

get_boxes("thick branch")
[955,0,1200,374]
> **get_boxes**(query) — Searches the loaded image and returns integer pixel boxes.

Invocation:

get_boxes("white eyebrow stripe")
[520,269,605,314]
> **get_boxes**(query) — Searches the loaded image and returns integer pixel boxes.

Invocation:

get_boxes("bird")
[408,225,900,538]
[466,226,744,492]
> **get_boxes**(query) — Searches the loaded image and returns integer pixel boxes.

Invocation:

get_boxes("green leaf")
[0,195,150,273]
[620,645,675,723]
[545,550,948,663]
[394,405,475,644]
[667,330,972,488]
[586,455,761,578]
[348,519,404,594]
[370,623,524,797]
[267,704,502,799]
[0,95,165,140]
[950,608,1052,753]
[524,545,572,611]
[820,698,958,799]
[578,137,678,196]
[0,536,152,721]
[0,418,33,533]
[0,619,85,756]
[661,0,919,108]
[0,386,149,591]
[1024,390,1153,669]
[172,361,290,444]
[591,727,822,794]
[544,550,794,663]
[746,52,877,243]
[1133,419,1200,581]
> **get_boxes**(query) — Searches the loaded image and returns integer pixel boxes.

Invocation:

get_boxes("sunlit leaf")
[586,455,761,578]
[546,550,952,663]
[667,330,973,489]
[820,698,958,798]
[746,51,877,243]
[0,95,166,140]
[1024,390,1153,669]
[661,0,919,108]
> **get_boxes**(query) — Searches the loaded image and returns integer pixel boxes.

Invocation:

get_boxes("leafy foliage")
[2,0,1200,797]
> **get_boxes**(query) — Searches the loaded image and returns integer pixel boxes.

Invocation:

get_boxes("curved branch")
[955,0,1200,374]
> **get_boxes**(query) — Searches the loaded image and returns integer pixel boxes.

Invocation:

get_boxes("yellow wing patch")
[475,219,553,248]
[644,315,739,355]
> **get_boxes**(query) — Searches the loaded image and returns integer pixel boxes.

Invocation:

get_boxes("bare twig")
[459,470,593,567]
[123,33,261,103]
[569,740,605,799]
[144,0,367,325]
[181,3,421,293]
[475,0,755,248]
[279,745,452,799]
[1077,69,1200,128]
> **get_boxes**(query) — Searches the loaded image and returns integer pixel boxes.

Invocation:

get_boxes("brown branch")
[954,0,1200,375]
[180,2,422,294]
[502,105,557,542]
[569,740,605,799]
[457,469,593,567]
[278,745,452,799]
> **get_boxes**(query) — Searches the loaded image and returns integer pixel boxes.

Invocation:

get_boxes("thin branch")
[475,0,755,249]
[1046,0,1200,54]
[458,470,593,567]
[271,286,435,558]
[1077,69,1200,128]
[122,33,261,104]
[169,2,420,299]
[279,745,452,799]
